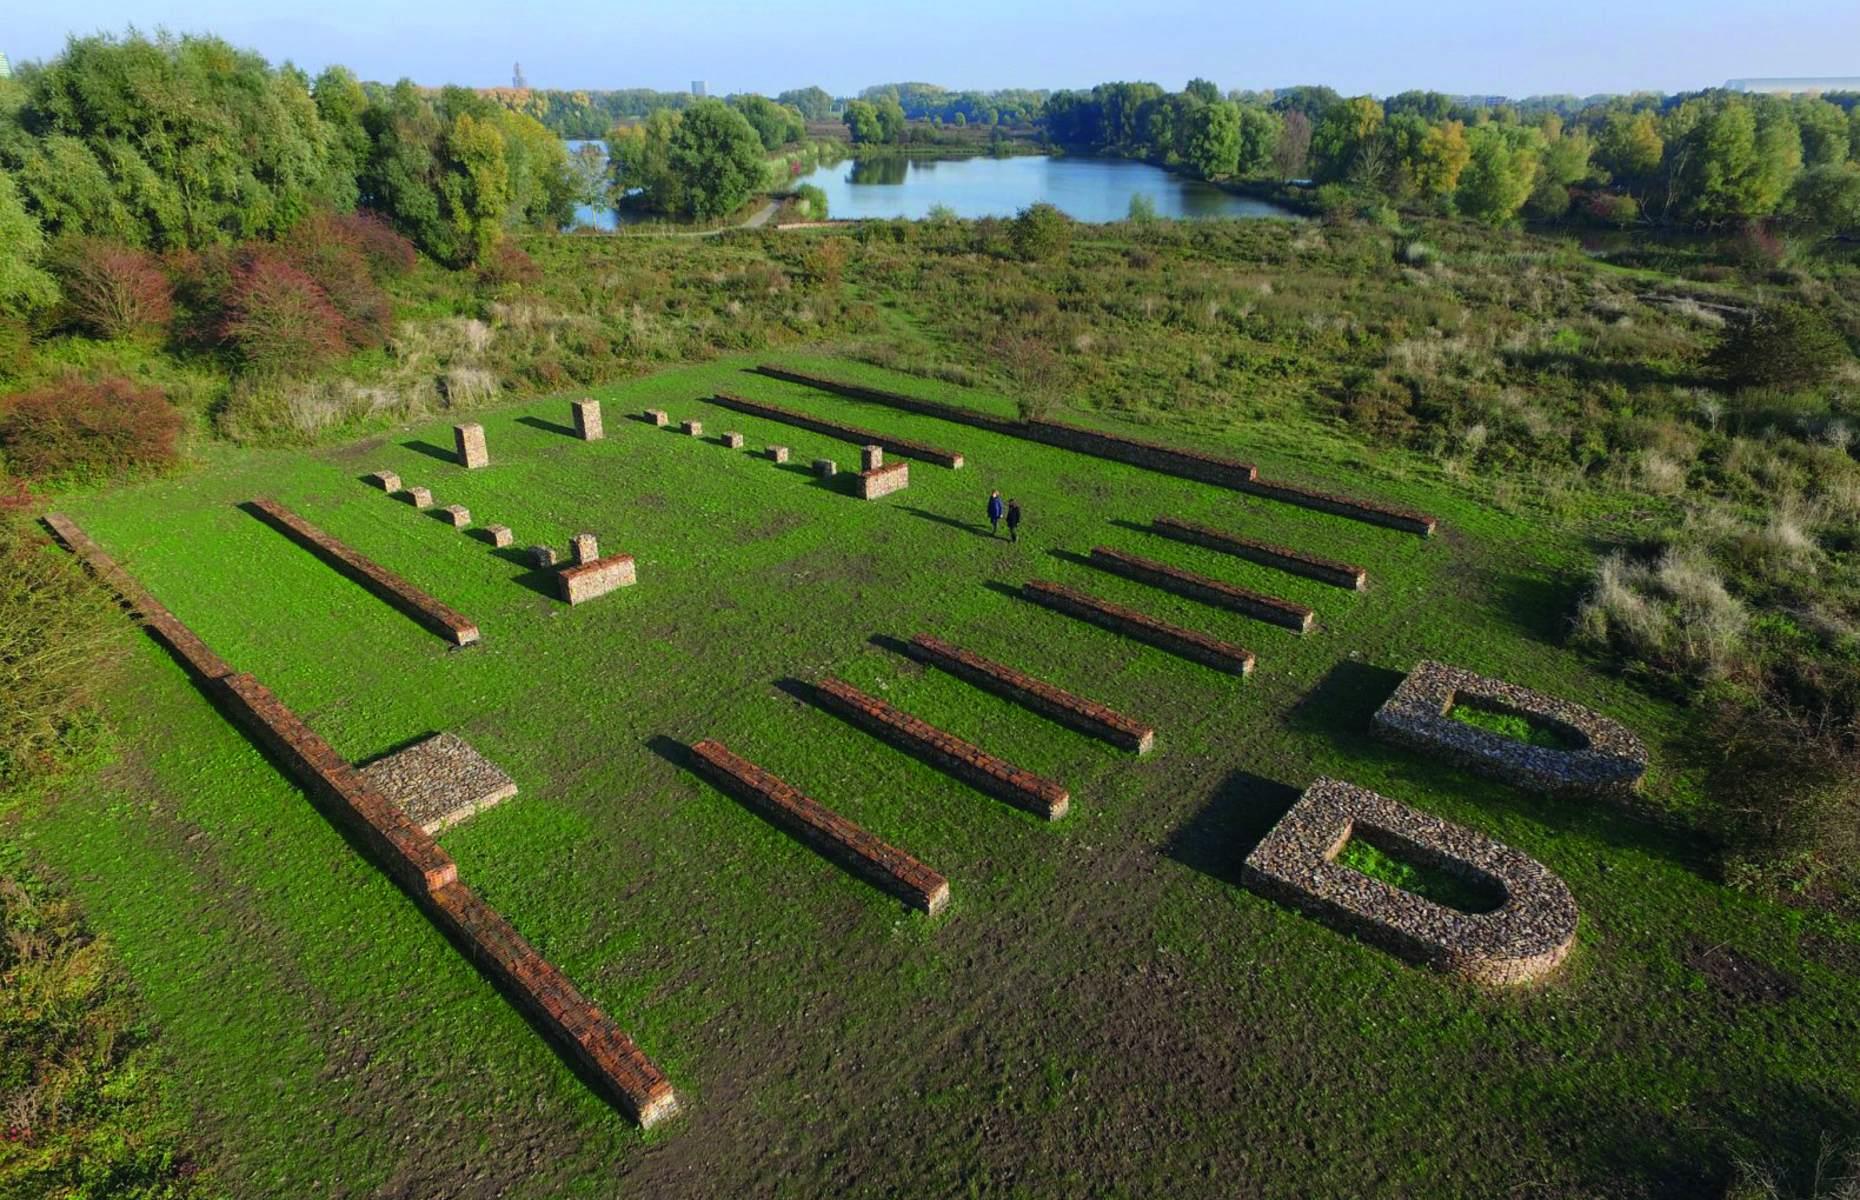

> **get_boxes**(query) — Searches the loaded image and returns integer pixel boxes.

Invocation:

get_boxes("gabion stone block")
[482,524,514,548]
[571,532,599,565]
[440,504,471,529]
[557,555,637,604]
[767,445,789,464]
[1371,661,1648,799]
[406,486,433,509]
[1242,777,1579,986]
[370,470,401,492]
[573,399,603,441]
[360,732,518,835]
[529,545,559,568]
[721,431,745,449]
[644,408,669,427]
[681,419,703,437]
[813,458,838,478]
[860,444,884,471]
[454,423,488,469]
[857,461,909,500]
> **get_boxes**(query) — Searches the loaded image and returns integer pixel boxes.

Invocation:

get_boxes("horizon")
[7,0,1859,100]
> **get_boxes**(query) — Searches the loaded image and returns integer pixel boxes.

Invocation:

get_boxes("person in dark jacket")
[1006,499,1022,543]
[987,490,1005,536]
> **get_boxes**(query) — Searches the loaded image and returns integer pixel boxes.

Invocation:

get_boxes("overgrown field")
[22,356,1859,1197]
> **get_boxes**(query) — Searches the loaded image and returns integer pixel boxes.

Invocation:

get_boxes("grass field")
[23,354,1860,1197]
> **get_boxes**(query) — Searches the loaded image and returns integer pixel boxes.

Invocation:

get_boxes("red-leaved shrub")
[0,376,181,479]
[56,239,174,339]
[221,249,348,375]
[334,210,418,278]
[286,215,393,350]
[478,241,541,289]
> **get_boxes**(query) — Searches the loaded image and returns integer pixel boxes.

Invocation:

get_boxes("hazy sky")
[7,0,1858,98]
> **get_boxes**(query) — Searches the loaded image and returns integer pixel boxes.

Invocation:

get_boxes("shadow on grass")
[644,733,698,772]
[400,439,458,463]
[866,632,918,659]
[1046,547,1095,569]
[1285,660,1408,742]
[516,415,577,438]
[980,579,1033,603]
[354,730,442,767]
[1108,517,1160,536]
[1489,568,1584,647]
[1163,768,1304,888]
[900,506,998,541]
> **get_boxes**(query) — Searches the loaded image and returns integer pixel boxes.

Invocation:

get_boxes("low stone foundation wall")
[1150,516,1368,590]
[690,738,950,915]
[1371,661,1648,798]
[751,364,1438,535]
[1088,545,1315,633]
[908,634,1154,753]
[557,555,637,604]
[813,677,1070,820]
[1021,580,1255,675]
[856,461,909,500]
[711,391,966,468]
[424,880,680,1127]
[248,498,479,645]
[1241,777,1578,986]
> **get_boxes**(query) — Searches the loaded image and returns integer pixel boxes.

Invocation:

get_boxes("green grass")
[1333,833,1504,913]
[17,355,1860,1197]
[1448,699,1584,750]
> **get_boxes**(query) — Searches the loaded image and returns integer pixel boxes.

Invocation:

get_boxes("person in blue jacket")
[987,490,1005,537]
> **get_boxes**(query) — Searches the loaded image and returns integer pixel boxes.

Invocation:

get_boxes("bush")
[285,214,394,349]
[793,183,828,221]
[1008,203,1072,262]
[53,239,173,340]
[0,376,181,481]
[1706,694,1860,892]
[1711,302,1848,391]
[330,210,418,278]
[1573,547,1748,682]
[1585,192,1641,228]
[220,250,348,376]
[476,242,541,290]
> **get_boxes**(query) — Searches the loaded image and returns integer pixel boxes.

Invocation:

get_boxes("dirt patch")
[325,435,389,465]
[1802,931,1860,979]
[1683,940,1799,1006]
[737,509,808,545]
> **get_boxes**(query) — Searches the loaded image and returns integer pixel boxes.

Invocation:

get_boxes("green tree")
[312,66,371,212]
[777,86,834,122]
[876,96,907,143]
[1788,163,1860,236]
[1234,106,1282,177]
[730,94,805,150]
[1794,97,1850,166]
[0,171,57,318]
[443,111,510,264]
[1184,77,1221,105]
[1685,99,1801,222]
[1410,119,1471,198]
[1008,202,1071,262]
[609,109,686,214]
[1186,102,1241,179]
[842,100,884,144]
[1310,96,1384,183]
[668,98,765,219]
[1596,109,1664,185]
[1456,125,1539,224]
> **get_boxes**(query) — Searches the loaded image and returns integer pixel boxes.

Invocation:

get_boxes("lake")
[568,140,1297,228]
[789,154,1296,223]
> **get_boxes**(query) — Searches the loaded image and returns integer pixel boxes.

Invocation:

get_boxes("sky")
[6,0,1859,99]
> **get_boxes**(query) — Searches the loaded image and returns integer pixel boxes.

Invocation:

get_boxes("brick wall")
[248,498,480,645]
[906,634,1154,753]
[1088,546,1315,633]
[556,555,637,604]
[856,461,910,500]
[1150,517,1368,590]
[751,365,1438,536]
[812,677,1070,820]
[1021,579,1256,675]
[710,391,966,468]
[689,739,950,915]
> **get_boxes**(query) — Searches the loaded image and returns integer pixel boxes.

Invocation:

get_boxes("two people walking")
[987,490,1022,542]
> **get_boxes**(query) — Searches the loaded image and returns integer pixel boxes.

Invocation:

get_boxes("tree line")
[1042,80,1860,230]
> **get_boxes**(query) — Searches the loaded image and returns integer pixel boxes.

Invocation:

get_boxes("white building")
[1725,77,1860,95]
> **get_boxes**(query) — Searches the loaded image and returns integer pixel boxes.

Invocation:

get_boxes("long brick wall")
[1149,517,1368,590]
[750,364,1439,535]
[906,634,1154,753]
[1021,580,1256,675]
[812,677,1071,820]
[44,513,233,681]
[247,497,480,645]
[710,391,966,468]
[1088,546,1315,633]
[42,515,678,1127]
[689,739,950,914]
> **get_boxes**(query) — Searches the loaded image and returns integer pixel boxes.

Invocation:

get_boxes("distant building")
[0,52,11,80]
[691,80,706,97]
[1726,77,1860,95]
[512,62,527,89]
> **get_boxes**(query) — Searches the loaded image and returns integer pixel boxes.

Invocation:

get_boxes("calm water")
[791,154,1296,222]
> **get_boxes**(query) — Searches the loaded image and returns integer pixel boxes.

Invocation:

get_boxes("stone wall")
[1088,545,1315,633]
[1021,580,1255,675]
[454,423,488,469]
[710,391,966,468]
[1150,517,1368,590]
[248,498,480,645]
[1371,661,1649,799]
[856,461,909,500]
[751,364,1438,536]
[1241,777,1578,986]
[907,633,1154,753]
[689,738,950,915]
[813,677,1070,820]
[557,555,637,604]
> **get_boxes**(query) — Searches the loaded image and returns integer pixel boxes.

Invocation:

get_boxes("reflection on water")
[848,157,910,186]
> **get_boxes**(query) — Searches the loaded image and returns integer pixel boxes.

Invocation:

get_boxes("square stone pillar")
[572,532,599,565]
[721,432,745,449]
[861,445,884,471]
[814,459,837,478]
[455,423,488,469]
[573,399,603,441]
[530,545,558,568]
[406,486,433,509]
[767,445,789,463]
[644,409,669,427]
[370,470,401,491]
[681,420,703,437]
